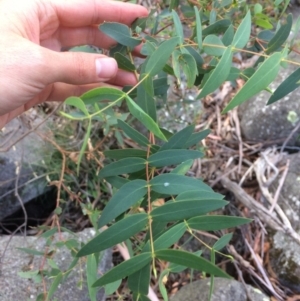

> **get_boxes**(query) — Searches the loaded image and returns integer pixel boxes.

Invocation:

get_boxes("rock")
[170,278,270,301]
[269,153,300,289]
[0,115,56,229]
[238,55,300,147]
[0,228,112,301]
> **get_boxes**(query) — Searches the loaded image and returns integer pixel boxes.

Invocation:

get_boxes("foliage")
[20,0,300,300]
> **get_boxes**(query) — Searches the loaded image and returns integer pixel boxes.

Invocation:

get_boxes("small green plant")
[20,0,300,300]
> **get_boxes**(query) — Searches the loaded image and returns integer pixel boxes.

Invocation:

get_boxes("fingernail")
[96,58,117,79]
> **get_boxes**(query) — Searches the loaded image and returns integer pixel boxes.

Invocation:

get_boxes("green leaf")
[131,16,148,31]
[117,120,149,147]
[78,119,92,173]
[104,149,147,159]
[222,25,234,46]
[171,159,194,175]
[148,149,203,167]
[81,87,125,105]
[172,10,184,44]
[92,253,151,287]
[78,214,148,256]
[98,180,147,228]
[232,11,251,49]
[145,37,180,76]
[17,248,44,256]
[159,125,195,151]
[175,190,224,201]
[180,53,198,88]
[47,272,63,300]
[223,52,282,113]
[153,223,187,250]
[106,176,130,189]
[202,19,231,36]
[65,97,89,116]
[87,254,98,301]
[194,7,202,50]
[203,35,225,56]
[159,270,169,301]
[126,96,167,141]
[128,263,150,295]
[213,233,233,251]
[137,72,156,121]
[170,0,179,10]
[155,249,230,278]
[267,68,300,105]
[187,215,251,231]
[150,174,212,195]
[151,199,227,222]
[267,14,293,54]
[104,279,122,295]
[198,47,233,99]
[133,293,151,301]
[99,157,146,178]
[184,129,210,148]
[99,22,141,48]
[114,52,136,71]
[142,73,154,97]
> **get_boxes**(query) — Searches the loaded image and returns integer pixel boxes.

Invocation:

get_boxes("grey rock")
[0,228,112,301]
[0,116,55,223]
[238,55,300,147]
[269,153,300,287]
[170,278,270,301]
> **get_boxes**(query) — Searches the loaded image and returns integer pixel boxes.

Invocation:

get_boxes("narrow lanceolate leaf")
[151,199,228,222]
[148,150,203,167]
[171,159,194,175]
[117,120,149,147]
[92,253,152,287]
[203,35,225,56]
[172,10,184,44]
[153,223,187,250]
[114,52,136,71]
[99,157,146,178]
[213,233,233,251]
[155,250,230,278]
[98,180,147,228]
[65,97,89,115]
[187,215,251,231]
[105,176,130,189]
[150,174,212,195]
[47,272,63,300]
[198,47,233,99]
[81,87,125,105]
[184,129,210,148]
[77,214,148,256]
[232,11,251,49]
[137,72,157,121]
[266,14,293,54]
[202,19,231,36]
[99,22,141,48]
[267,67,300,105]
[104,149,147,159]
[180,53,198,88]
[128,263,150,295]
[159,125,195,151]
[87,254,98,301]
[194,6,202,50]
[175,190,224,201]
[145,37,180,76]
[223,52,282,113]
[126,96,167,141]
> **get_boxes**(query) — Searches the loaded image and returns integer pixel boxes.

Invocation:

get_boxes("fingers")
[51,0,148,27]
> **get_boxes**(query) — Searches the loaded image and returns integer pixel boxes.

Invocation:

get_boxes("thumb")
[47,51,118,85]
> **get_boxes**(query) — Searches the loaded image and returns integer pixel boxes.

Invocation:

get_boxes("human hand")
[0,0,148,128]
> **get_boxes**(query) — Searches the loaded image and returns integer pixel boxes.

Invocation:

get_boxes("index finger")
[51,0,149,27]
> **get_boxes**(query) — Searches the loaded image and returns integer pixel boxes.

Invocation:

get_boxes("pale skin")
[0,0,148,129]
